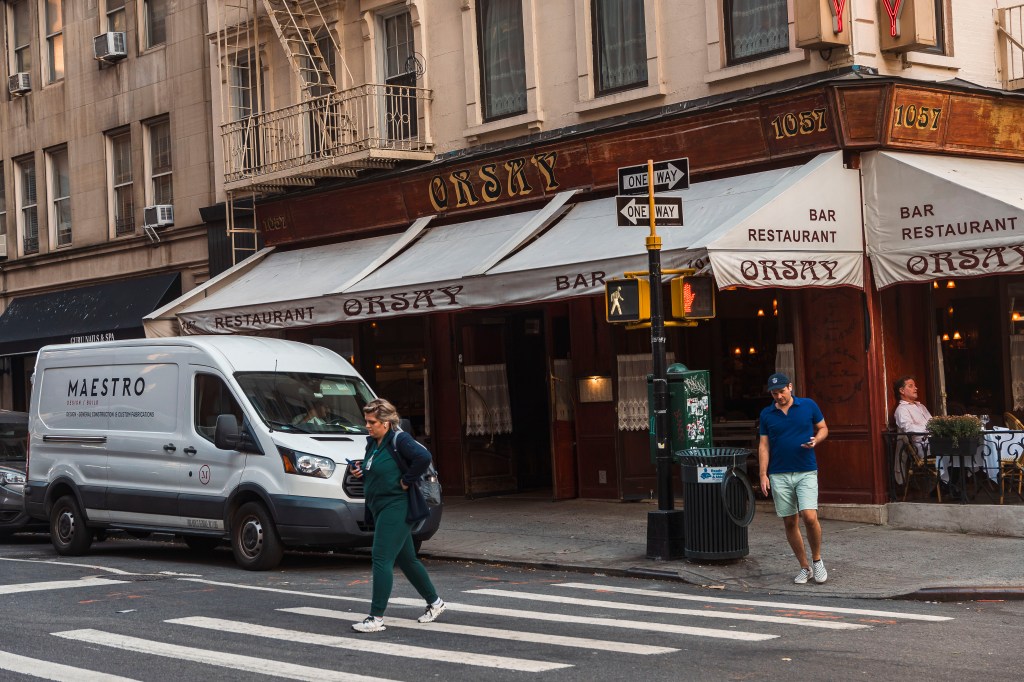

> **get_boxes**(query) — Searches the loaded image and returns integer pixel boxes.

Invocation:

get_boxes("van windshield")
[234,372,374,435]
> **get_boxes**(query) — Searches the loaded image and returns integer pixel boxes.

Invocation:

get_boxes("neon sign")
[881,0,907,38]
[830,0,848,33]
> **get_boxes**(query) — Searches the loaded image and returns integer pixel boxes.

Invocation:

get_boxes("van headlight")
[0,470,26,486]
[277,447,336,479]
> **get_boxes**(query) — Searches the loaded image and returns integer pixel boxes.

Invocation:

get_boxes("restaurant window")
[108,129,134,237]
[43,0,64,83]
[724,0,789,65]
[934,278,1002,418]
[102,0,127,34]
[143,0,167,49]
[145,117,173,206]
[47,146,71,247]
[476,0,527,121]
[15,155,38,255]
[592,0,647,96]
[8,0,32,77]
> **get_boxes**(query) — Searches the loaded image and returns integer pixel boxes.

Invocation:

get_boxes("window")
[108,130,134,236]
[47,147,71,247]
[0,164,6,235]
[921,0,948,55]
[104,0,127,33]
[228,49,263,170]
[146,118,173,206]
[144,0,167,48]
[592,0,647,95]
[383,10,418,140]
[194,374,244,443]
[15,156,38,255]
[8,0,32,75]
[476,0,527,121]
[44,0,64,83]
[725,0,789,65]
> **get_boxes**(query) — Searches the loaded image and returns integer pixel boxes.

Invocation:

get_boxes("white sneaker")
[812,559,828,584]
[794,567,812,584]
[352,616,385,633]
[418,599,446,623]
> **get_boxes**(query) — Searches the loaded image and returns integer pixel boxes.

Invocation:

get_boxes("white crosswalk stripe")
[168,616,572,672]
[0,578,125,596]
[555,582,955,622]
[0,649,139,682]
[51,629,398,682]
[465,588,871,630]
[282,606,681,654]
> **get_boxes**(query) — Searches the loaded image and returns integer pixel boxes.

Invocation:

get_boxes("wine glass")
[979,414,990,430]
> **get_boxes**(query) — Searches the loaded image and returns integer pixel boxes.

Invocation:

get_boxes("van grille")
[343,470,364,499]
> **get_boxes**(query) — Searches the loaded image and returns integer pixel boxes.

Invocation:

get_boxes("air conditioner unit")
[8,72,30,96]
[144,204,174,228]
[0,235,7,260]
[94,32,128,63]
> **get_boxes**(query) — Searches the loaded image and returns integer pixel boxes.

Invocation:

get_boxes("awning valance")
[863,151,1024,289]
[0,272,181,355]
[171,152,862,334]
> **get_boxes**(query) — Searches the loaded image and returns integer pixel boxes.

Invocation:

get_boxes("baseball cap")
[766,373,791,392]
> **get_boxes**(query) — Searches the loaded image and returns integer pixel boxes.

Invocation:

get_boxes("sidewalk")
[420,495,1024,600]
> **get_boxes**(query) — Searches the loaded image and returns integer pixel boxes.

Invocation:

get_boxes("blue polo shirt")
[758,396,824,474]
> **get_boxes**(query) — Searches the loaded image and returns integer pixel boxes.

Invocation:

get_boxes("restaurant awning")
[863,151,1024,289]
[171,151,862,334]
[0,272,181,355]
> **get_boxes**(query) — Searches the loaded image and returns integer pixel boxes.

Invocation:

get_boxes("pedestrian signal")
[605,278,650,323]
[671,275,716,320]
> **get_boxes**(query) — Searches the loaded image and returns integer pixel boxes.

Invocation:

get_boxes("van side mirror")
[214,414,241,450]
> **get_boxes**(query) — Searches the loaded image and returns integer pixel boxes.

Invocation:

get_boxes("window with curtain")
[616,352,675,431]
[725,0,788,65]
[16,157,38,255]
[109,130,134,237]
[476,0,527,121]
[44,0,64,83]
[48,147,71,247]
[105,0,127,33]
[464,363,513,435]
[593,0,647,95]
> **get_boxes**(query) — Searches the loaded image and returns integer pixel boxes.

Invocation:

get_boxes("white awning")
[863,151,1024,289]
[171,152,862,334]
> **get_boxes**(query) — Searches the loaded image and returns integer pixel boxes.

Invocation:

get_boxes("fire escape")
[214,0,434,265]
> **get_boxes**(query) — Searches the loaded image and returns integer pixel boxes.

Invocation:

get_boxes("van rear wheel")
[231,502,283,571]
[51,495,93,556]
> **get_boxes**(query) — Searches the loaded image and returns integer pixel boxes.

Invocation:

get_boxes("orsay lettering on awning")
[739,259,840,282]
[903,244,1024,277]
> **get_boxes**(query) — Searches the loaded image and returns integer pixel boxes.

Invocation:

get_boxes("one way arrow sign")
[617,158,690,195]
[616,196,684,227]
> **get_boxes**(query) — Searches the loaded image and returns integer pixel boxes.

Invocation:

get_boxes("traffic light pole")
[644,159,685,560]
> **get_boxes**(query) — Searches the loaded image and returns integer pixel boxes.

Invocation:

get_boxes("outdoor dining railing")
[883,429,1024,504]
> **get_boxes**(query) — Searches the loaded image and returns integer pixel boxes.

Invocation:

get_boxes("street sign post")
[616,195,683,227]
[618,158,690,195]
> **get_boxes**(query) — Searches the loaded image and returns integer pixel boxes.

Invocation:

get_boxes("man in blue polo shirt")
[758,373,829,585]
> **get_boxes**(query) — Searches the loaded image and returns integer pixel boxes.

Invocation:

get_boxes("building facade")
[146,1,1024,503]
[0,0,216,409]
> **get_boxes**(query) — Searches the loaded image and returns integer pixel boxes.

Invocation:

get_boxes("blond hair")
[362,398,400,428]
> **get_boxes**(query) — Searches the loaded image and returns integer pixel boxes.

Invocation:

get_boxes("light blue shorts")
[769,471,819,517]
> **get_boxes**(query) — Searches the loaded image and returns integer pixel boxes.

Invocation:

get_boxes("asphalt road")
[0,534,1020,681]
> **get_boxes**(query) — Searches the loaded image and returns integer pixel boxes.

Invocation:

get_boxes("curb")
[900,586,1024,602]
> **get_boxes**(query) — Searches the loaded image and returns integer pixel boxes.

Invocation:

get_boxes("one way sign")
[616,196,684,227]
[617,158,690,195]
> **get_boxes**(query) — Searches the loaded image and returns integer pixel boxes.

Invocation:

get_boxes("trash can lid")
[667,363,689,373]
[676,446,752,465]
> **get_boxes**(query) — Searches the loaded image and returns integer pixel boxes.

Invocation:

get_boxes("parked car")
[0,410,44,538]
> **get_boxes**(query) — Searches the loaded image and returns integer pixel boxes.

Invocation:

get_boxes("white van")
[24,336,442,570]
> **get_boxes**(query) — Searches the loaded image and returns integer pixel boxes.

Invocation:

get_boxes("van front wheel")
[231,502,283,571]
[51,495,93,556]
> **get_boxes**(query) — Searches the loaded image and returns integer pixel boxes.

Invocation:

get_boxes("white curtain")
[464,363,513,435]
[1011,336,1024,411]
[594,0,647,92]
[478,0,527,119]
[616,352,675,431]
[727,0,789,60]
[553,359,574,422]
[775,343,797,394]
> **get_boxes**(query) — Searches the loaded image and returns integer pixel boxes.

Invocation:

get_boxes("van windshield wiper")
[264,418,303,433]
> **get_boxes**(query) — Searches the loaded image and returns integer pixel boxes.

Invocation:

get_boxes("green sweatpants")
[369,497,438,617]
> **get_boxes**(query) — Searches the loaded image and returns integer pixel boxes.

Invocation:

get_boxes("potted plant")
[926,414,983,458]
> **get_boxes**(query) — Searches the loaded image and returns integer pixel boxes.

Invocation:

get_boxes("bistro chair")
[897,434,941,502]
[1000,412,1024,503]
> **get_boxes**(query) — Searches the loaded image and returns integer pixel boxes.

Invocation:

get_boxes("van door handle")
[184,446,197,456]
[163,443,176,452]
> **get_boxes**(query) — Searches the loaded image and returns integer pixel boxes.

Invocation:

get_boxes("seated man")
[894,375,932,438]
[293,400,329,426]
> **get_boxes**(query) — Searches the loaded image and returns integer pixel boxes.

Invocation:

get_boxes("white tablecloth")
[936,427,1024,482]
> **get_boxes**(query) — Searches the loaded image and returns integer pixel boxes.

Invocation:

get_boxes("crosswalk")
[0,575,954,680]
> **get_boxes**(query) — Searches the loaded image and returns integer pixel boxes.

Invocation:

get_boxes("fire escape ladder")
[226,192,261,267]
[261,0,337,96]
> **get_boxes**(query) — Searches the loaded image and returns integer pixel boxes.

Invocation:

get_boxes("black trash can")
[677,447,756,560]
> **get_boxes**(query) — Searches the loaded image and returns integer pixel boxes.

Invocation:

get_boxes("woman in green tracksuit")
[348,398,445,633]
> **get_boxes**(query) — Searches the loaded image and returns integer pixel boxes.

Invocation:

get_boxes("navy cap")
[766,373,791,392]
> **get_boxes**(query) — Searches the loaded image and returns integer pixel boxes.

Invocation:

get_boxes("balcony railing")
[221,82,433,191]
[998,3,1024,91]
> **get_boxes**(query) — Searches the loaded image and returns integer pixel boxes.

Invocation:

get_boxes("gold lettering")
[450,170,480,208]
[504,158,533,197]
[428,176,448,211]
[479,164,502,203]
